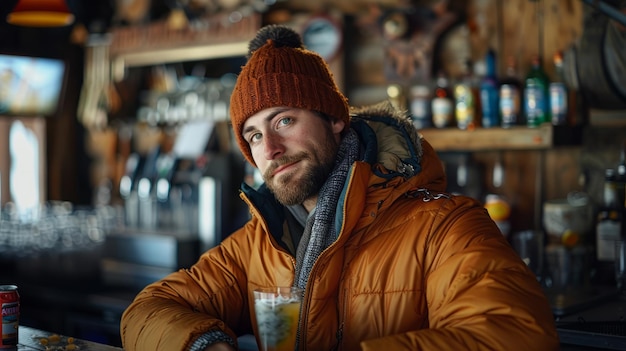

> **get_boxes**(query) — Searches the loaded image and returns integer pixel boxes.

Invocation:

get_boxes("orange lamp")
[7,0,75,27]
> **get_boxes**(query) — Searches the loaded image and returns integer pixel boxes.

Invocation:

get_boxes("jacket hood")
[349,101,446,192]
[350,101,422,178]
[336,101,447,235]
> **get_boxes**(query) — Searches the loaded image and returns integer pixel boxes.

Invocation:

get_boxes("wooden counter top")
[17,325,122,351]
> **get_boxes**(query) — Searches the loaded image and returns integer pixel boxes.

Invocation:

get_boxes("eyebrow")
[242,107,293,136]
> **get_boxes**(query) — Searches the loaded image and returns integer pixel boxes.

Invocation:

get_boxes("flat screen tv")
[0,53,67,117]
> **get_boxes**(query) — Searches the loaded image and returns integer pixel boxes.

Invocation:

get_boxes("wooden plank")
[419,124,553,151]
[467,0,583,79]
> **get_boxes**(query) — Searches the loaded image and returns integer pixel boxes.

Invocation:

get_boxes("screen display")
[0,54,66,117]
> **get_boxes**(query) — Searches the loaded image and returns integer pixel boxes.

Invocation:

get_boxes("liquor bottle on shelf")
[387,83,407,112]
[431,71,454,128]
[617,146,626,215]
[595,168,624,284]
[616,146,626,292]
[549,51,568,126]
[484,155,510,238]
[479,49,499,128]
[410,84,433,130]
[454,59,479,130]
[499,56,523,128]
[524,55,550,127]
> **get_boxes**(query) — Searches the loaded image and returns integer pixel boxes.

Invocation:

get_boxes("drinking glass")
[253,287,303,351]
[511,230,544,279]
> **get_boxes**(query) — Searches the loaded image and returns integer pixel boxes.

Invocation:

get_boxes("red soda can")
[0,285,19,348]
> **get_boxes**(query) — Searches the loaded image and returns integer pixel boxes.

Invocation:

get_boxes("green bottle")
[454,59,478,130]
[549,51,568,126]
[523,55,550,127]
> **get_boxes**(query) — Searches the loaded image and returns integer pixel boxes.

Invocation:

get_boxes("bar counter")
[17,325,122,351]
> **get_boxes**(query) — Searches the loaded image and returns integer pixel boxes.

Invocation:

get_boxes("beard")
[263,136,339,206]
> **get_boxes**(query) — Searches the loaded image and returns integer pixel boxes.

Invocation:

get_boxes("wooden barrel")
[566,7,626,109]
[604,14,626,101]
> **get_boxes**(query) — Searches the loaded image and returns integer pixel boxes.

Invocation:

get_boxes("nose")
[262,132,285,160]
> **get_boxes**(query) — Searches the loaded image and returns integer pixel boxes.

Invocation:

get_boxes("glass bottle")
[549,51,568,126]
[454,60,478,130]
[431,71,454,128]
[618,148,626,292]
[618,147,626,211]
[387,83,407,112]
[484,155,511,238]
[524,55,550,127]
[499,56,523,128]
[595,168,624,284]
[410,84,432,129]
[480,49,499,128]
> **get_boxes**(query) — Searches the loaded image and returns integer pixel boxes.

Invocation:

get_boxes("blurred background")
[0,0,624,347]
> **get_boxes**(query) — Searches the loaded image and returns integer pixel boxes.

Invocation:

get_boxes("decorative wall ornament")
[381,1,459,84]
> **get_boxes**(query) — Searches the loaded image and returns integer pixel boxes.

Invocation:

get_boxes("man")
[120,25,559,351]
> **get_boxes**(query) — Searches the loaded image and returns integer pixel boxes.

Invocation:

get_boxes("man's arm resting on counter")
[189,330,236,351]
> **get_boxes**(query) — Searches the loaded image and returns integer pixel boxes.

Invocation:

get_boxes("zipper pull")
[405,188,450,202]
[332,322,344,351]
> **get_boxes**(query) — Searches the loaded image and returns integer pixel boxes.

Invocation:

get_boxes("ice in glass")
[253,287,303,351]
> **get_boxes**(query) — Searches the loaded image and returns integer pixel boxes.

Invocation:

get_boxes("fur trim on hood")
[350,101,423,178]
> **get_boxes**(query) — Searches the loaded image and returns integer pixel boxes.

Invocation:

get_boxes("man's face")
[242,107,345,206]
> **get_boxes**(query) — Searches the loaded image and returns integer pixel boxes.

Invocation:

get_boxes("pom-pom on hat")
[229,24,350,166]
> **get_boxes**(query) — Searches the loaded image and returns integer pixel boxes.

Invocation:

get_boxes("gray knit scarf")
[294,129,360,289]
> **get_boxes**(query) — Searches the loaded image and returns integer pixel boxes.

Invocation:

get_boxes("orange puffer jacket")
[121,103,559,351]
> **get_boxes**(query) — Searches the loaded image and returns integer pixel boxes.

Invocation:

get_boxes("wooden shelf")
[419,124,554,151]
[110,41,249,81]
[105,13,260,81]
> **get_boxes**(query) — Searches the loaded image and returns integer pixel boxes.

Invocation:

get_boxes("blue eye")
[249,132,262,143]
[278,117,292,126]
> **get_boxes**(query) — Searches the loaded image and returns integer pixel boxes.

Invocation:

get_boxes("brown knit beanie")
[229,24,350,166]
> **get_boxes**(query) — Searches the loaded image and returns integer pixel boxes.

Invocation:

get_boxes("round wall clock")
[301,16,343,62]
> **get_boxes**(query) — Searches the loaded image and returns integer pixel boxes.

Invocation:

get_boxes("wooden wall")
[467,0,583,78]
[345,0,584,102]
[342,0,591,234]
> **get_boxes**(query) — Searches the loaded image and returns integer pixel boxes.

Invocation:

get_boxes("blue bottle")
[480,49,499,128]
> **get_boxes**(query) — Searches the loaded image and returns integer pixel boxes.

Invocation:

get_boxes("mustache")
[263,152,308,179]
